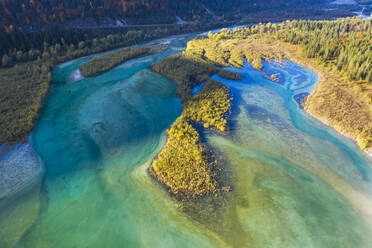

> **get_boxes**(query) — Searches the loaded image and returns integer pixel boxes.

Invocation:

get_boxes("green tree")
[366,71,372,83]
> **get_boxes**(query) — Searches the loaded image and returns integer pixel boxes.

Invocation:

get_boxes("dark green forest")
[276,19,372,82]
[0,0,325,27]
[0,0,354,62]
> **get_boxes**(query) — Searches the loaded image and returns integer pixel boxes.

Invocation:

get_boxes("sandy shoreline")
[304,75,372,159]
[0,141,44,203]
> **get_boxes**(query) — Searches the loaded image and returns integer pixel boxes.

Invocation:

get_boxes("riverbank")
[182,19,372,157]
[277,41,372,158]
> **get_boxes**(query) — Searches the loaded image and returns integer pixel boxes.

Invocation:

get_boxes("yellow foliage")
[184,79,231,133]
[150,116,218,198]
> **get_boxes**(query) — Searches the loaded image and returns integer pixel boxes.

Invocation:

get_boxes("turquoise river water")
[0,33,372,248]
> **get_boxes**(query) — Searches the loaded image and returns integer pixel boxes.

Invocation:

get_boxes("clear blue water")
[192,82,205,96]
[0,36,372,248]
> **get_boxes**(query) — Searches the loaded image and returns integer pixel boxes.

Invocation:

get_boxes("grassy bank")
[282,41,372,154]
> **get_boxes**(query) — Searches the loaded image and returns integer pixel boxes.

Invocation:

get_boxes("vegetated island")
[150,48,241,199]
[149,17,371,199]
[79,45,166,77]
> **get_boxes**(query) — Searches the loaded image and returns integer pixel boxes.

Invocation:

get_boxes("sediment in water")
[0,141,44,202]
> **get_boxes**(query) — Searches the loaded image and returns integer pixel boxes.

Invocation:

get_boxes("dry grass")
[186,35,288,70]
[278,40,372,153]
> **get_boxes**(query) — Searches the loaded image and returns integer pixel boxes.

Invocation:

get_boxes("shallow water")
[205,62,372,247]
[0,35,372,248]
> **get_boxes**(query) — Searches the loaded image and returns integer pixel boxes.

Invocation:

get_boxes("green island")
[275,18,372,153]
[149,17,372,199]
[79,45,166,77]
